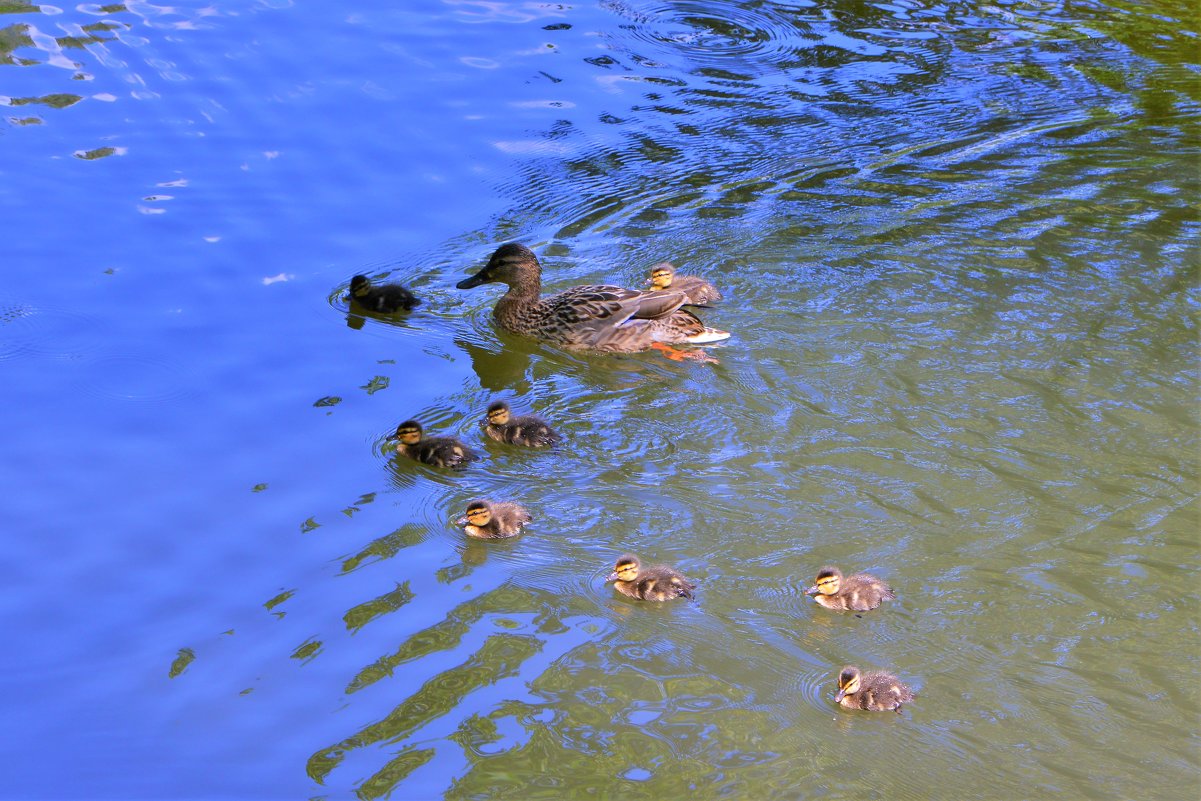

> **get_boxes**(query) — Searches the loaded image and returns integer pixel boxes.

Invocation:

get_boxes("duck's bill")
[384,432,399,441]
[456,271,488,289]
[605,572,619,583]
[804,584,819,595]
[454,515,469,526]
[834,689,846,703]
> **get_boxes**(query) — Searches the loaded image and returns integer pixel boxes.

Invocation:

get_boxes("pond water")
[2,0,1198,798]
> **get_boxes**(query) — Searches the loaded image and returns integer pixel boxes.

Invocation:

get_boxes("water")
[2,0,1197,798]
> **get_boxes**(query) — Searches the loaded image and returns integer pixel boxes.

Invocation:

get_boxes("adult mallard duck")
[456,499,531,538]
[349,275,420,313]
[805,566,894,612]
[386,419,476,469]
[456,243,729,355]
[481,400,560,448]
[606,554,695,602]
[835,666,914,712]
[646,261,722,306]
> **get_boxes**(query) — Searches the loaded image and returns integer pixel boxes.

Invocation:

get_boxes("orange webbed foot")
[650,342,720,364]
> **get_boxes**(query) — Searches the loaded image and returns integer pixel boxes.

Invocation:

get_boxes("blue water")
[3,0,1198,798]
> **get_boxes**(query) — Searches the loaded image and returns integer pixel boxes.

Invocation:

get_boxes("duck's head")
[805,566,844,597]
[835,666,861,703]
[350,275,372,297]
[457,500,493,528]
[485,401,511,426]
[647,262,676,290]
[457,243,539,289]
[386,420,423,445]
[606,554,641,583]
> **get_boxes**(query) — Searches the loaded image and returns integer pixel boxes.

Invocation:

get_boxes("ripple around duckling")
[0,301,104,362]
[789,663,838,715]
[73,352,196,404]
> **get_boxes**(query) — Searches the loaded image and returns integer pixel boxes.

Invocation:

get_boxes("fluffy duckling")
[386,419,476,469]
[456,500,531,539]
[482,401,560,448]
[805,566,894,612]
[835,666,914,712]
[646,261,722,306]
[349,275,420,313]
[606,554,695,602]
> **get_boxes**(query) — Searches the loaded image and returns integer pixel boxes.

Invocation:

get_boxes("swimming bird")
[805,566,895,612]
[481,400,560,448]
[455,499,531,538]
[386,419,475,469]
[606,554,695,601]
[646,261,722,306]
[835,666,914,712]
[349,275,419,313]
[456,243,729,355]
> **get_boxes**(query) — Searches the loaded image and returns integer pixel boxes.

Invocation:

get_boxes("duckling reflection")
[835,665,914,712]
[805,566,894,612]
[386,419,476,469]
[646,261,722,306]
[482,401,560,448]
[348,274,419,313]
[606,554,695,602]
[455,499,530,539]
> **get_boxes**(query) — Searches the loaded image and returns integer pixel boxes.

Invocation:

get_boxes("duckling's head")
[606,554,641,583]
[806,566,844,597]
[458,500,493,528]
[647,262,676,290]
[457,243,539,289]
[835,666,861,703]
[486,401,511,426]
[387,420,423,445]
[350,275,372,297]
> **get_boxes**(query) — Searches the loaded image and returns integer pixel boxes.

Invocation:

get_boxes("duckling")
[646,261,722,306]
[456,243,729,354]
[386,419,476,469]
[455,499,530,539]
[482,401,560,448]
[805,566,894,612]
[606,554,695,602]
[349,274,420,313]
[835,666,914,712]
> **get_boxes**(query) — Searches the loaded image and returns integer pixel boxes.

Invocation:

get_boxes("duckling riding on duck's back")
[456,243,729,357]
[646,261,722,306]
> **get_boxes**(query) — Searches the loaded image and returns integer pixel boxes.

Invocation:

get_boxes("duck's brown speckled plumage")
[349,275,419,313]
[456,499,530,539]
[457,244,729,352]
[482,401,560,448]
[835,666,914,712]
[647,261,722,306]
[606,554,695,602]
[387,419,476,469]
[805,566,895,612]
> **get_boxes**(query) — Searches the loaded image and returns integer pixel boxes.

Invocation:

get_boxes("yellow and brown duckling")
[455,499,531,539]
[349,274,420,313]
[805,566,894,612]
[482,401,560,448]
[646,261,722,306]
[456,243,729,354]
[386,419,476,469]
[835,666,914,712]
[606,554,696,602]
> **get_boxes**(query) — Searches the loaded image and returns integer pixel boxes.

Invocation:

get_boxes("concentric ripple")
[617,0,812,68]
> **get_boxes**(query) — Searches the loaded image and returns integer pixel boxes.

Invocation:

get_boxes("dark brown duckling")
[482,401,560,448]
[349,275,420,313]
[455,499,530,539]
[606,554,695,602]
[646,261,722,306]
[835,666,914,712]
[805,566,894,612]
[386,419,475,469]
